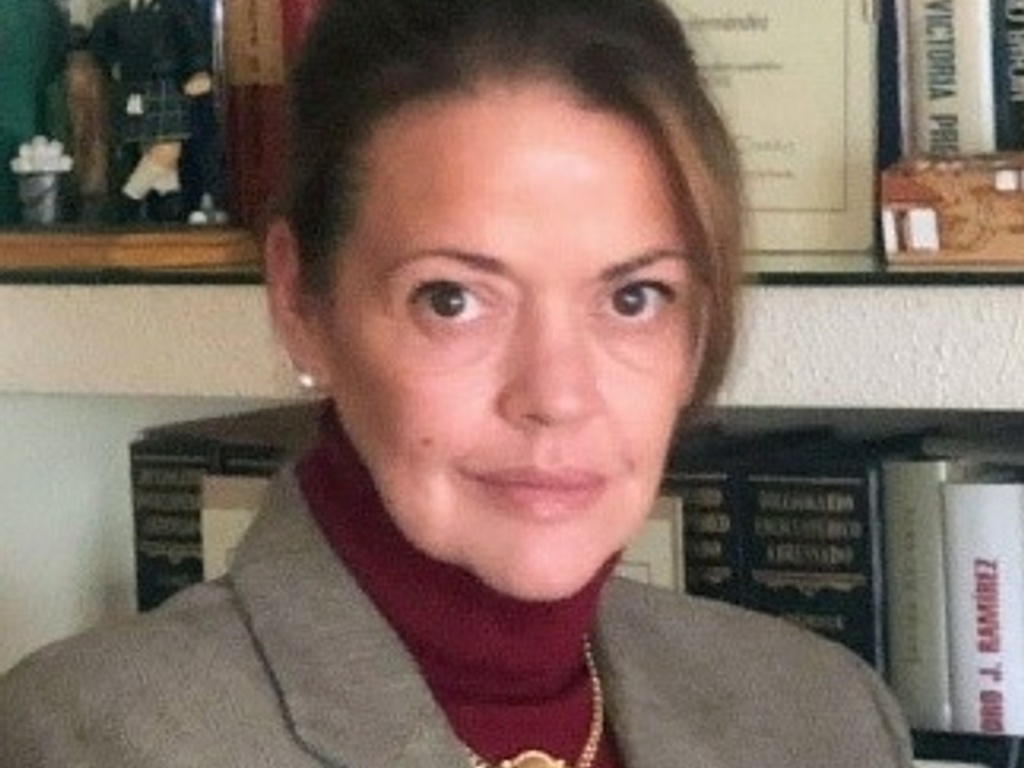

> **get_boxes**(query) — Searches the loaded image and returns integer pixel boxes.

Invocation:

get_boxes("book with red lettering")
[943,482,1024,735]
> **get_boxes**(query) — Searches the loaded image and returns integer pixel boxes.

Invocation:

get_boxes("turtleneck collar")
[295,406,618,762]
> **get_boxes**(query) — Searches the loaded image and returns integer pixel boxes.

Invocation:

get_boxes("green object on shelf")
[0,0,68,224]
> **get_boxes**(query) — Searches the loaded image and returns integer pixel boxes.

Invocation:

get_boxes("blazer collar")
[230,467,730,768]
[229,468,468,768]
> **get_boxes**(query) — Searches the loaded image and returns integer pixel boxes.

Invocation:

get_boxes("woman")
[0,0,914,766]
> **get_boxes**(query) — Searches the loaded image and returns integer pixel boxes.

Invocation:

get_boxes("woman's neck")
[295,410,616,761]
[297,412,610,696]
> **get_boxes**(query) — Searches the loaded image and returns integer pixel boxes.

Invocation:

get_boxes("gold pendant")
[500,750,567,768]
[467,638,603,768]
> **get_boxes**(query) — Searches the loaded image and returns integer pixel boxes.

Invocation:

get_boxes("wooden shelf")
[0,227,259,270]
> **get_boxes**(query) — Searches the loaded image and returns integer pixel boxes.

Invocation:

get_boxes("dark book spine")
[743,466,886,672]
[130,438,216,611]
[877,0,905,169]
[913,729,1022,765]
[670,470,745,606]
[992,0,1024,149]
[212,440,287,480]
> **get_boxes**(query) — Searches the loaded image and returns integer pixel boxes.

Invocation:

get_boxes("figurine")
[88,0,213,223]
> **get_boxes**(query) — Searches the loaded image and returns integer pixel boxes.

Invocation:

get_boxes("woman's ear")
[264,219,329,388]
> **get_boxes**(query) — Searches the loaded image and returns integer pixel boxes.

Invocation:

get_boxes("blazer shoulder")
[597,578,914,768]
[601,576,866,671]
[0,581,281,766]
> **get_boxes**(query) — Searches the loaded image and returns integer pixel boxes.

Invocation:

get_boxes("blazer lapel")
[228,468,469,768]
[228,468,732,768]
[595,583,731,768]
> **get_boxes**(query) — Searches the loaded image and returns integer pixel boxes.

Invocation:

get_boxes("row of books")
[666,427,895,671]
[128,406,1024,754]
[679,434,1024,753]
[885,444,1024,739]
[620,424,1024,750]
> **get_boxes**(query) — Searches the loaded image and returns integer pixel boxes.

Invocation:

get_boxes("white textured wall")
[720,285,1024,410]
[0,285,296,397]
[2,284,1023,408]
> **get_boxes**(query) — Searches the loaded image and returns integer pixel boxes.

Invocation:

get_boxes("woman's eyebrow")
[600,248,689,282]
[389,247,687,281]
[400,248,507,275]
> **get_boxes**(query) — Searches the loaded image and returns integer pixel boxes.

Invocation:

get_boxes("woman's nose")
[496,306,603,430]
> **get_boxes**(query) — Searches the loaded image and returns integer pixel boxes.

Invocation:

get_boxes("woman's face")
[276,81,705,601]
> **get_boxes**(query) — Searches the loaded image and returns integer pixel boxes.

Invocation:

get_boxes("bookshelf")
[0,229,259,271]
[3,278,1023,672]
[3,285,1024,768]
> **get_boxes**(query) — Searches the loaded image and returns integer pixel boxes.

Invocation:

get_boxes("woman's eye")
[610,281,674,319]
[411,280,481,321]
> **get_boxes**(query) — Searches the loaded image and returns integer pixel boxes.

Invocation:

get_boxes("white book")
[901,0,997,154]
[616,493,684,591]
[943,482,1024,735]
[200,474,269,580]
[883,459,960,731]
[663,0,878,255]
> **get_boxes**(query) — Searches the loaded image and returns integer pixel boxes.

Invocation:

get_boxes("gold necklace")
[466,639,604,768]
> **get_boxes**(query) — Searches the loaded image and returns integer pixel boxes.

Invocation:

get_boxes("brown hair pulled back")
[278,0,744,406]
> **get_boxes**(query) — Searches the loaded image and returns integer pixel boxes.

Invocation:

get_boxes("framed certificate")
[665,0,878,256]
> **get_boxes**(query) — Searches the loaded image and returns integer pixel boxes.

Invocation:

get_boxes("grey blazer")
[0,468,914,768]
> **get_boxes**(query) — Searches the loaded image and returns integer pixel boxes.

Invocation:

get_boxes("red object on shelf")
[224,0,320,228]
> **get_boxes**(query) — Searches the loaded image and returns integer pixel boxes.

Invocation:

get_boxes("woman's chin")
[472,561,606,603]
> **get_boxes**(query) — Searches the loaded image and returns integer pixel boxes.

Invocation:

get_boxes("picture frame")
[665,0,878,259]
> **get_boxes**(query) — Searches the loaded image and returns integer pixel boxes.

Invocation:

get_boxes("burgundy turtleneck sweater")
[296,410,621,768]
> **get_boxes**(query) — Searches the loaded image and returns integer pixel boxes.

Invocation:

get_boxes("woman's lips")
[466,467,608,518]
